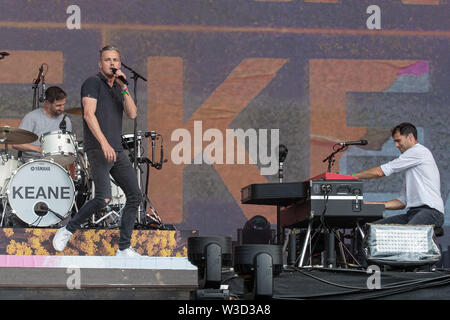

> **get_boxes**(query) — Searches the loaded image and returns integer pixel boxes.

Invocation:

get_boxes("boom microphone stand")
[121,62,146,223]
[121,62,166,229]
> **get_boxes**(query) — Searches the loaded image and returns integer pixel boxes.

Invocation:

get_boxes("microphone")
[59,114,67,132]
[34,64,44,85]
[39,74,46,102]
[338,140,368,146]
[278,144,288,163]
[111,67,129,85]
[34,202,49,216]
[143,131,159,138]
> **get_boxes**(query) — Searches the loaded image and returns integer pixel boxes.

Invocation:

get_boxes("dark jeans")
[66,149,142,250]
[373,205,444,228]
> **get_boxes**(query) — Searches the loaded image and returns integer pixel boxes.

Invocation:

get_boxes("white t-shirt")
[380,143,444,214]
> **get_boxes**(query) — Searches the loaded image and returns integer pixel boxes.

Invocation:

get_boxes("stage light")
[233,244,283,299]
[364,224,441,268]
[242,215,272,245]
[187,236,232,289]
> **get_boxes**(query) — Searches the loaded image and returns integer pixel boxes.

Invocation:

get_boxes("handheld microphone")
[111,67,129,85]
[338,140,368,146]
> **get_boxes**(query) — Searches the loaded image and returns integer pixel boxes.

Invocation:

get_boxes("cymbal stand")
[0,148,9,226]
[0,197,7,227]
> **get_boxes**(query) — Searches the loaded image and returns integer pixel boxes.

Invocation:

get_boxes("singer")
[53,45,142,256]
[12,86,72,162]
[353,122,444,227]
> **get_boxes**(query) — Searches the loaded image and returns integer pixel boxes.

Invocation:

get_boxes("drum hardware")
[122,130,168,229]
[90,205,124,229]
[0,197,8,227]
[88,175,126,228]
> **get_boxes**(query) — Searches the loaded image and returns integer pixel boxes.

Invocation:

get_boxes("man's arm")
[12,143,41,153]
[114,70,137,119]
[82,97,116,163]
[354,166,385,179]
[122,88,137,119]
[365,199,406,210]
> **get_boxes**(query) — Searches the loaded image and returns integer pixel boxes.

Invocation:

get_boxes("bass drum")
[6,159,75,227]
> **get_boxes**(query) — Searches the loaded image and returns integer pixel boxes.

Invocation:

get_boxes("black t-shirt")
[81,72,124,152]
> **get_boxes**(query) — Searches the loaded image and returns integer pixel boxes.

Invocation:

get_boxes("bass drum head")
[7,159,75,227]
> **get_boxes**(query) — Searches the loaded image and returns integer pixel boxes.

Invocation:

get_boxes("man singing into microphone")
[353,122,444,227]
[53,45,142,256]
[12,86,72,162]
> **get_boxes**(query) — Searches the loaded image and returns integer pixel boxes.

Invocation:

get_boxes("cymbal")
[65,107,82,115]
[0,126,38,144]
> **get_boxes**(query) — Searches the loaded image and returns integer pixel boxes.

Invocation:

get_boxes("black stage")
[220,267,450,300]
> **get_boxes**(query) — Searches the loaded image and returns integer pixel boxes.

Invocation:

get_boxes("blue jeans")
[66,149,142,250]
[374,205,444,228]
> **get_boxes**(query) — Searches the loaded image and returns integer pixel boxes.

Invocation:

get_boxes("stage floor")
[0,255,198,300]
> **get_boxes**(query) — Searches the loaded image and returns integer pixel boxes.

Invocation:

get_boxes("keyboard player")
[353,122,444,228]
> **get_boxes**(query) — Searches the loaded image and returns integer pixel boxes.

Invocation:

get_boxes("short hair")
[45,86,66,103]
[391,122,417,140]
[99,45,120,59]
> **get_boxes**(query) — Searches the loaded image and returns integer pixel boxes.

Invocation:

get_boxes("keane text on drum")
[11,186,72,200]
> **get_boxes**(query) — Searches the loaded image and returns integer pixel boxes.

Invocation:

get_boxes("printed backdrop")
[1,1,449,240]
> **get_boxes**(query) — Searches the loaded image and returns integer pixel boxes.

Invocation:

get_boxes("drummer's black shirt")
[81,72,124,152]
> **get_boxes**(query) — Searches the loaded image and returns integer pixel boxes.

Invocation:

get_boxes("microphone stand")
[32,72,41,110]
[277,145,288,245]
[121,62,162,227]
[322,144,347,173]
[320,143,349,268]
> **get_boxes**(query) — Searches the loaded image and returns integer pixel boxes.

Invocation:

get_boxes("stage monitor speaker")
[363,224,441,268]
[233,244,283,299]
[187,236,233,289]
[242,215,272,244]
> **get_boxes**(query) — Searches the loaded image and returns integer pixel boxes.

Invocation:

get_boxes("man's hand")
[113,69,127,90]
[101,142,116,163]
[364,199,405,210]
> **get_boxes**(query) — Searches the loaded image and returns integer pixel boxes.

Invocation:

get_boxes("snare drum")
[6,159,75,227]
[41,130,77,167]
[0,155,23,195]
[121,133,142,150]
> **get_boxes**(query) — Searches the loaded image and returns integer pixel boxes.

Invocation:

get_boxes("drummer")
[12,86,72,162]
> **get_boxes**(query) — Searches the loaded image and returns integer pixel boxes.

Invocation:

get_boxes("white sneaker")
[116,247,141,257]
[53,227,73,252]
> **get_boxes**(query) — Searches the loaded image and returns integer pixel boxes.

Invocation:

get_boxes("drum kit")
[0,116,167,230]
[1,56,167,230]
